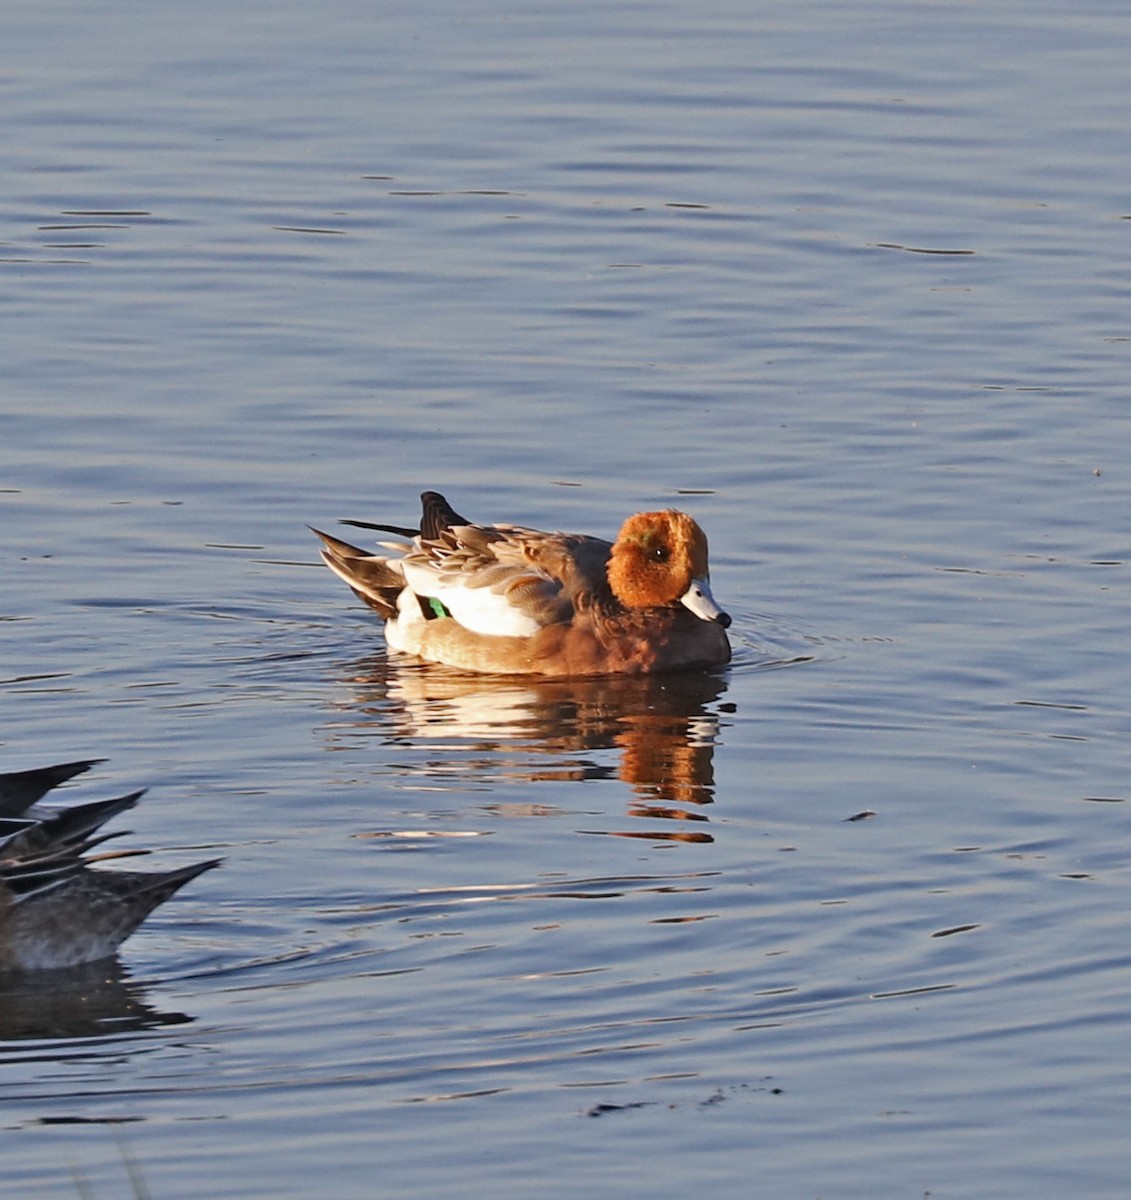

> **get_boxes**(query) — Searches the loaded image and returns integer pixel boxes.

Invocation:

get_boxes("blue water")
[3,0,1131,1196]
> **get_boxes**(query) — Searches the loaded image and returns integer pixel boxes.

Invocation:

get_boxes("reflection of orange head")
[607,510,711,610]
[617,713,716,808]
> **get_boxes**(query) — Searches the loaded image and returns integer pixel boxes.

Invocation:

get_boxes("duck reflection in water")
[0,955,198,1041]
[326,655,732,838]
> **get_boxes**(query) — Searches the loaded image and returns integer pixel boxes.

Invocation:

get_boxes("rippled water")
[4,0,1131,1196]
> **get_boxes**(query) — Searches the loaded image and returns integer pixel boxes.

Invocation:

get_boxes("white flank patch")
[401,560,543,637]
[439,584,543,637]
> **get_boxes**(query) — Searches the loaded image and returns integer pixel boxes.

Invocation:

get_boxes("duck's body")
[0,760,219,972]
[313,491,731,677]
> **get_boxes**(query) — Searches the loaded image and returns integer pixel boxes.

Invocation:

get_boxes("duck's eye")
[651,545,669,563]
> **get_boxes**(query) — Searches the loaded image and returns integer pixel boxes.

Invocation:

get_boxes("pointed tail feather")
[0,791,145,862]
[311,527,404,620]
[418,491,471,540]
[337,491,471,543]
[130,856,223,903]
[98,857,222,937]
[340,518,419,537]
[0,760,106,819]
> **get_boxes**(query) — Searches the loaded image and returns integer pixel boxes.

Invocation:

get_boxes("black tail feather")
[338,491,472,543]
[419,491,470,539]
[340,518,419,537]
[0,760,106,819]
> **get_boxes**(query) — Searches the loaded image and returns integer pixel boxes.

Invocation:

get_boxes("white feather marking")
[436,585,543,637]
[401,559,546,637]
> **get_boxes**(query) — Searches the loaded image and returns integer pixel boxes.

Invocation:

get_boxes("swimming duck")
[0,760,219,971]
[312,491,731,676]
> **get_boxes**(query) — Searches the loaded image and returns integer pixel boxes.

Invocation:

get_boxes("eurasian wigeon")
[0,760,219,972]
[312,491,732,677]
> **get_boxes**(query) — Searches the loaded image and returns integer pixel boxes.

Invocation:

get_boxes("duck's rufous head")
[607,510,731,627]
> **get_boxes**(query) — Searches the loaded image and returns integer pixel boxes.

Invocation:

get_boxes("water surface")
[3,1,1131,1196]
